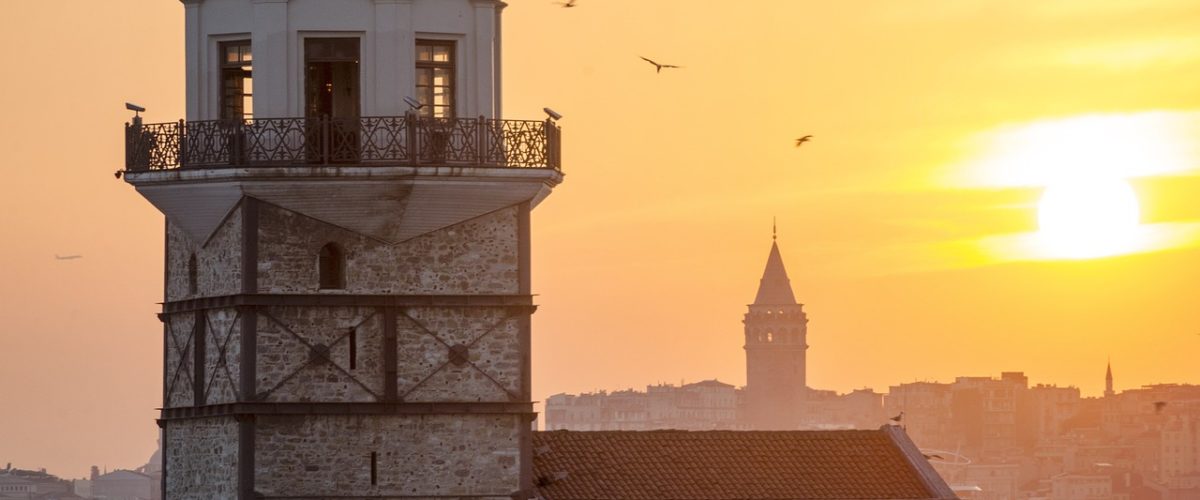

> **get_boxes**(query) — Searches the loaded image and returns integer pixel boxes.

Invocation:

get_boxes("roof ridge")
[881,425,958,499]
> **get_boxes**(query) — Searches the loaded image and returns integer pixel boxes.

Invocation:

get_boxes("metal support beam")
[242,197,258,294]
[240,307,258,401]
[237,414,255,500]
[383,307,398,402]
[160,402,534,421]
[193,310,207,407]
[516,201,534,498]
[162,293,537,314]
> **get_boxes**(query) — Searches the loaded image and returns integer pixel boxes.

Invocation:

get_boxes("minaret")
[1105,359,1115,397]
[743,223,809,430]
[121,2,562,498]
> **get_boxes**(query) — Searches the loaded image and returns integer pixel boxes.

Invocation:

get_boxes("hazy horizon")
[3,0,1200,479]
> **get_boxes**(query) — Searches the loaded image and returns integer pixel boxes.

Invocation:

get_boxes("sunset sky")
[3,0,1200,478]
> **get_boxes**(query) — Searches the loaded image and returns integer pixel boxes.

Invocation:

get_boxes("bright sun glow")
[950,112,1200,262]
[960,112,1200,188]
[1036,178,1141,259]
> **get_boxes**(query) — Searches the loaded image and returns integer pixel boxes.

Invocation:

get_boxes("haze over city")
[2,0,1200,483]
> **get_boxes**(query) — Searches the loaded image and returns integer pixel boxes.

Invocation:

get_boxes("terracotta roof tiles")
[532,427,956,499]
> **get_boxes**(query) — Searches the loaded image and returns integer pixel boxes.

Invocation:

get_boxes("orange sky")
[2,0,1200,479]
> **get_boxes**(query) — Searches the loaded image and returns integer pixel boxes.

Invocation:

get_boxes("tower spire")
[753,225,797,305]
[1105,358,1114,397]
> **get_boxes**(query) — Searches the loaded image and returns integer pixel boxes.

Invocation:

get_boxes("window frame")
[219,40,253,121]
[415,39,457,119]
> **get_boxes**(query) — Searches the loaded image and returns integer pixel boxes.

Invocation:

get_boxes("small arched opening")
[318,243,346,290]
[187,254,198,296]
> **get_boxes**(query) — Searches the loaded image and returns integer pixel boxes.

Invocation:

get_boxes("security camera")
[543,108,563,121]
[403,96,424,110]
[125,102,146,113]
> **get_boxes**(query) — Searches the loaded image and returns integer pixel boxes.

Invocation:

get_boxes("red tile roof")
[532,426,956,499]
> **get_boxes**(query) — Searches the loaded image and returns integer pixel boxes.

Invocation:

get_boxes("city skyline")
[3,0,1200,481]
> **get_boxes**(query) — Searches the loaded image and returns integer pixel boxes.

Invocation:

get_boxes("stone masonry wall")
[203,307,242,405]
[255,306,384,402]
[165,417,239,500]
[397,306,523,402]
[254,414,521,499]
[257,203,519,295]
[166,206,243,302]
[165,313,196,409]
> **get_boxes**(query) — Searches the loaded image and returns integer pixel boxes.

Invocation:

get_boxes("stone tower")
[122,1,562,498]
[743,229,809,430]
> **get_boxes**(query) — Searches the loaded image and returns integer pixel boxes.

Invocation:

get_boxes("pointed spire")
[1105,358,1114,396]
[754,224,797,305]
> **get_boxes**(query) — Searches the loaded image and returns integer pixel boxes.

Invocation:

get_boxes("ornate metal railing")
[125,115,562,171]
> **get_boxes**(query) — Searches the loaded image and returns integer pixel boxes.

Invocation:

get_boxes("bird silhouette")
[114,170,123,179]
[1154,401,1168,414]
[55,255,83,261]
[639,56,682,73]
[795,135,813,147]
[922,453,943,460]
[554,0,577,7]
[889,411,904,423]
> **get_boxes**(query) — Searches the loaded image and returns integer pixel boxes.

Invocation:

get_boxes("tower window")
[187,254,198,295]
[415,40,455,118]
[220,40,253,120]
[318,243,346,290]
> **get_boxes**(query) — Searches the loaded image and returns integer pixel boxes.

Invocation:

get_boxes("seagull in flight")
[795,135,813,147]
[639,56,682,73]
[922,453,943,460]
[554,0,577,7]
[55,254,83,261]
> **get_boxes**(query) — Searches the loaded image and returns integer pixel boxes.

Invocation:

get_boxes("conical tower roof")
[753,240,797,305]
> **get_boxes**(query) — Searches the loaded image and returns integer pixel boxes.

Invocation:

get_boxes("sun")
[1036,177,1141,259]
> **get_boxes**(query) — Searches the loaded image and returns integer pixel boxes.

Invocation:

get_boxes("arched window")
[766,332,774,343]
[319,243,346,289]
[187,254,198,295]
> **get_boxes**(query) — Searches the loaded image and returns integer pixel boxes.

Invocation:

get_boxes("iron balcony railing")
[124,115,562,171]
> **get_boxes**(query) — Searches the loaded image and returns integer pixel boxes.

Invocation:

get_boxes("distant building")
[545,380,740,431]
[1051,472,1112,500]
[950,372,1029,461]
[76,470,156,500]
[886,381,955,450]
[0,466,76,499]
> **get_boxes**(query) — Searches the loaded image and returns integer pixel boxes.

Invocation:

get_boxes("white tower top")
[182,0,505,121]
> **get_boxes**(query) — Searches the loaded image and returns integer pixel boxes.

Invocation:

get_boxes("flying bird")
[1154,401,1168,414]
[922,453,943,460]
[795,135,813,147]
[554,0,577,7]
[889,411,904,423]
[55,255,83,261]
[639,56,682,73]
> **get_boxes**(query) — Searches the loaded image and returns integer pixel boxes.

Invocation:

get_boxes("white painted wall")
[184,0,502,121]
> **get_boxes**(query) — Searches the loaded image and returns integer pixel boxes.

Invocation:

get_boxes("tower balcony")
[124,115,562,172]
